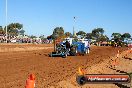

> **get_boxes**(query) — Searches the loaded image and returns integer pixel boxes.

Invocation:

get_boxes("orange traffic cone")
[78,67,85,75]
[25,74,35,88]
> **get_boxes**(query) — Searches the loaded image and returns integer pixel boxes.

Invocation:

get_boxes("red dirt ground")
[0,44,127,88]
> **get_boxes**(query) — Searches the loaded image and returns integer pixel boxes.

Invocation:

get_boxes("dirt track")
[0,44,127,88]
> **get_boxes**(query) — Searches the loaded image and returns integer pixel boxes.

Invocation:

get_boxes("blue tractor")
[72,41,90,55]
[49,39,90,58]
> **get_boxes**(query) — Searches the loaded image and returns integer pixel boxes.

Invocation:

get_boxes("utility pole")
[73,17,76,37]
[5,0,8,43]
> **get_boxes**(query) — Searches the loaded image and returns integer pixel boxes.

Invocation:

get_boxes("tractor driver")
[65,40,70,52]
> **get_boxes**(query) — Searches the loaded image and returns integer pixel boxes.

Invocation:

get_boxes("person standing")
[65,40,70,55]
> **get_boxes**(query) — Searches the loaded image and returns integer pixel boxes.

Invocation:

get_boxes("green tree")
[30,35,37,39]
[19,29,25,35]
[111,33,121,38]
[0,26,2,30]
[65,32,72,38]
[76,31,86,38]
[121,33,131,39]
[15,23,23,30]
[111,33,122,42]
[5,23,23,36]
[92,28,104,39]
[86,33,93,39]
[0,26,5,34]
[47,35,52,40]
[52,27,64,39]
[98,35,109,42]
[39,35,45,39]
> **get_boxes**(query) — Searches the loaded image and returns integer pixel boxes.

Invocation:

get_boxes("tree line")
[0,23,131,43]
[47,27,131,43]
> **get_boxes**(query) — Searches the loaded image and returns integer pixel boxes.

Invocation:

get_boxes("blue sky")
[0,0,132,37]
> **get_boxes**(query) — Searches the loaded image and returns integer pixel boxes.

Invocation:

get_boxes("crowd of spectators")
[0,34,52,44]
